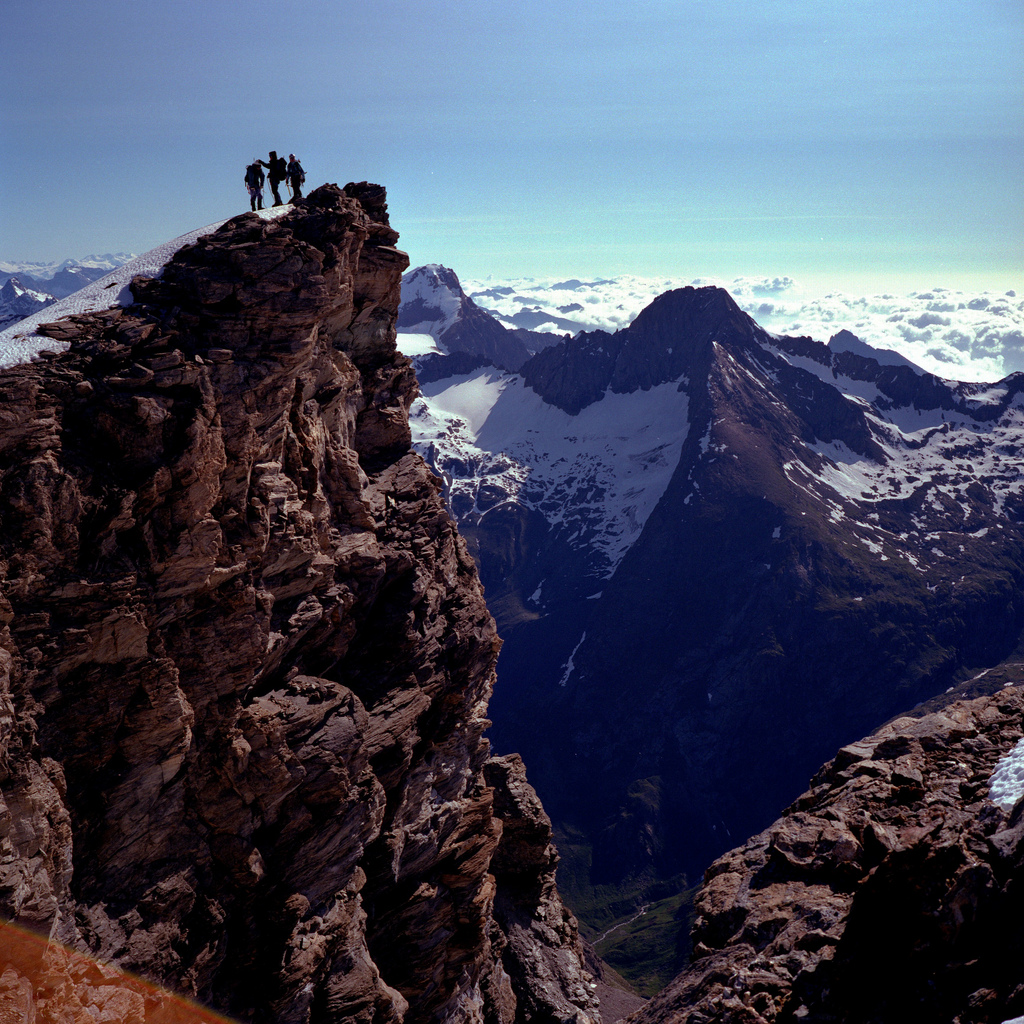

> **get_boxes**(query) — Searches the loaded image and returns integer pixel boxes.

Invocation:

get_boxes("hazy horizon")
[2,0,1020,297]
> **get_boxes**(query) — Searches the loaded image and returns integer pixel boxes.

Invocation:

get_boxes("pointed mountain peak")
[410,263,464,288]
[399,265,468,337]
[628,285,763,350]
[828,328,924,372]
[399,264,532,371]
[522,285,766,414]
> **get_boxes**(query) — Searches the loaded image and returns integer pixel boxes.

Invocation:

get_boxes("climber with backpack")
[244,160,265,211]
[258,150,288,206]
[287,155,306,201]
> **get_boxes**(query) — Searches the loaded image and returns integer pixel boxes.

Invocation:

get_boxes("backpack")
[273,156,287,179]
[245,164,261,188]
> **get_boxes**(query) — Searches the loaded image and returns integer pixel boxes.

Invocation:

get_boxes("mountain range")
[398,265,1024,984]
[0,253,137,296]
[0,254,137,331]
[0,217,1021,1021]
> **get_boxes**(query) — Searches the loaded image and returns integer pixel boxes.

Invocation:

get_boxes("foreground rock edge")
[0,184,598,1023]
[629,686,1024,1024]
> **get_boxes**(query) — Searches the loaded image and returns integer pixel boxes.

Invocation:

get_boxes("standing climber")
[244,159,265,211]
[287,154,305,201]
[259,150,288,206]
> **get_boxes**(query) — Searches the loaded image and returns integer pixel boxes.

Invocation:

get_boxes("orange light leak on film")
[0,920,239,1023]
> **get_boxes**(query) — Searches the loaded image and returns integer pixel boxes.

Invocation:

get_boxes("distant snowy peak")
[827,328,924,372]
[59,252,137,273]
[0,277,57,331]
[398,264,464,337]
[399,264,532,371]
[0,253,136,280]
[0,277,53,305]
[0,253,139,299]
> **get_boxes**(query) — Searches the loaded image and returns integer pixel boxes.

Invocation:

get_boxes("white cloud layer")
[464,275,1024,384]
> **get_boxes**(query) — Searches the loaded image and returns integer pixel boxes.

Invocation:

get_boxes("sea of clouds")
[464,274,1024,384]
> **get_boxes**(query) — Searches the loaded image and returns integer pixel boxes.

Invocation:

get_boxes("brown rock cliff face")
[630,687,1024,1024]
[0,184,597,1024]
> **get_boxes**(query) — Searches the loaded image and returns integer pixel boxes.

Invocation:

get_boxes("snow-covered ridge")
[0,208,290,371]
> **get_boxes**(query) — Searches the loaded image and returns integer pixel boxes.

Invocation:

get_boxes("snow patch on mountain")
[779,396,1024,570]
[0,208,289,370]
[397,333,441,358]
[989,737,1024,811]
[411,368,690,577]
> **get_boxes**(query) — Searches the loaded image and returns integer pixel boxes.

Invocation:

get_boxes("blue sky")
[2,0,1021,291]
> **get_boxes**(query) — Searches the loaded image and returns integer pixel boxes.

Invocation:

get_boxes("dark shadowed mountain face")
[411,283,1024,894]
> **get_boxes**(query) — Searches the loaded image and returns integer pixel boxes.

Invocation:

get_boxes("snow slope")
[0,208,290,370]
[412,367,690,578]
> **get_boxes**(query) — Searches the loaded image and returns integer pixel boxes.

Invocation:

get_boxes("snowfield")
[397,333,441,358]
[0,207,291,370]
[989,736,1024,811]
[411,367,690,579]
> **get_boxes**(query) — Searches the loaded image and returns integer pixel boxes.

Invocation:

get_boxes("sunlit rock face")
[632,687,1024,1024]
[0,184,598,1024]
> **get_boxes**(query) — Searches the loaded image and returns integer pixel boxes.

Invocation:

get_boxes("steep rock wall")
[0,185,597,1024]
[631,686,1024,1024]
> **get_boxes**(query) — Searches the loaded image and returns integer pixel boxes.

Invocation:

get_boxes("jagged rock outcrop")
[630,686,1024,1024]
[0,184,597,1023]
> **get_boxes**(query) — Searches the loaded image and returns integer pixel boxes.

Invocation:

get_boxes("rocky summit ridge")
[0,185,598,1023]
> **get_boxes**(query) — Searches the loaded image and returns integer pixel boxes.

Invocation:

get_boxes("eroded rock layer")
[0,185,597,1024]
[630,686,1024,1024]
